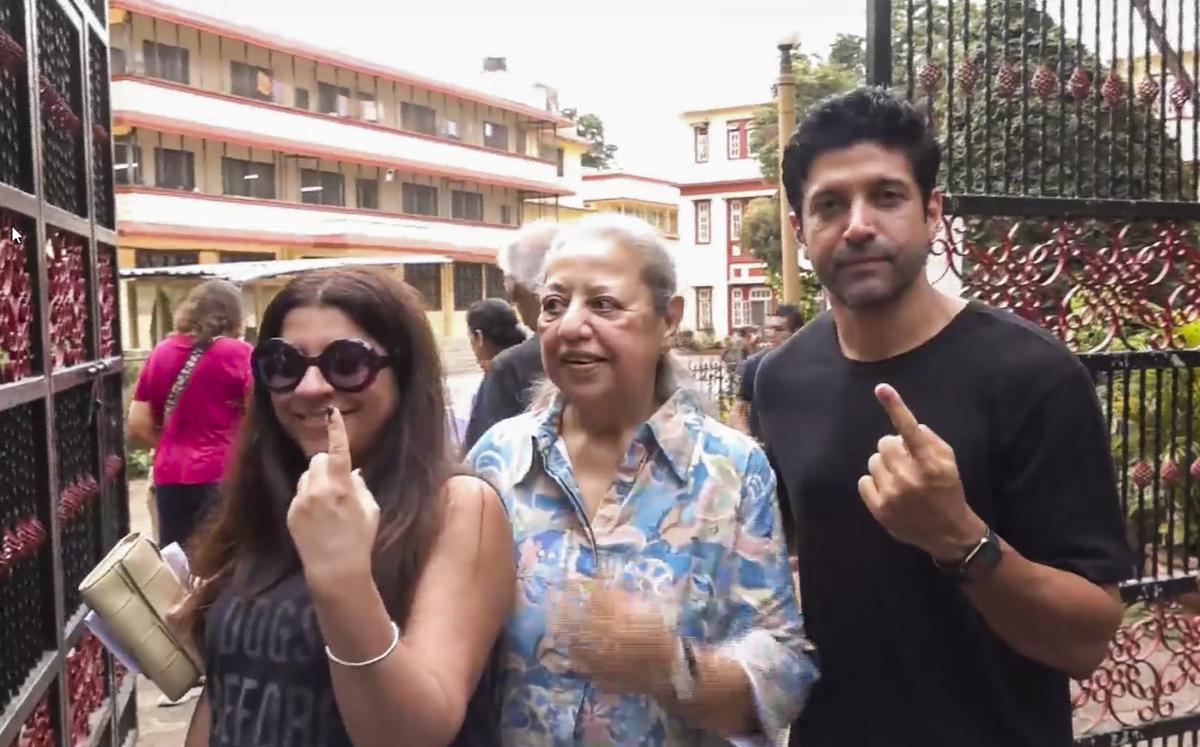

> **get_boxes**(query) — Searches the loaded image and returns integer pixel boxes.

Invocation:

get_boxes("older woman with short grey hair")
[468,213,817,746]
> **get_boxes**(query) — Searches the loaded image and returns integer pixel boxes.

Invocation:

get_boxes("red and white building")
[676,103,775,336]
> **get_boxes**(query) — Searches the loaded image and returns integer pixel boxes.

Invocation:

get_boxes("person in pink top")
[127,279,253,552]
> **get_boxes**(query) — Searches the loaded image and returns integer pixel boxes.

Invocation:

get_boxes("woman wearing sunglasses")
[177,268,514,747]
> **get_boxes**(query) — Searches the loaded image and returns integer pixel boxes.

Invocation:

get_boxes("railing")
[683,357,742,422]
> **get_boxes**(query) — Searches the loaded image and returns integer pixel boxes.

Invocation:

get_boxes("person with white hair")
[467,213,817,745]
[462,220,559,452]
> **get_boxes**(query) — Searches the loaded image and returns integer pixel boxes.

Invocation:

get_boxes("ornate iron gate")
[0,1,129,747]
[870,0,1200,742]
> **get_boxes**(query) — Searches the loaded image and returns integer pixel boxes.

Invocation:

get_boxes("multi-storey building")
[108,0,575,347]
[676,102,775,336]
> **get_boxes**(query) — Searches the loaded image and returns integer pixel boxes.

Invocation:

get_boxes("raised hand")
[288,407,381,589]
[857,384,986,563]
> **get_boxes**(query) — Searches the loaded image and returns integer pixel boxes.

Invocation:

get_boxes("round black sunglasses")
[252,337,392,394]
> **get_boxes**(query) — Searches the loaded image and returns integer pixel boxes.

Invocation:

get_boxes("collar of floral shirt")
[528,387,708,484]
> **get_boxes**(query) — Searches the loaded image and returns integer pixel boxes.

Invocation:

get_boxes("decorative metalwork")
[66,633,106,746]
[1073,603,1200,737]
[0,402,51,717]
[55,385,98,616]
[36,0,84,216]
[87,34,111,228]
[0,2,126,744]
[683,358,742,422]
[96,246,116,359]
[884,0,1200,201]
[0,211,34,383]
[47,229,90,369]
[932,216,1200,353]
[15,696,55,747]
[0,3,30,192]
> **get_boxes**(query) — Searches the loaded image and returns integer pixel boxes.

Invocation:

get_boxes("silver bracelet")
[325,621,400,667]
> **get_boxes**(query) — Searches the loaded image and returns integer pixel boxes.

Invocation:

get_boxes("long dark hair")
[173,279,244,346]
[179,268,453,645]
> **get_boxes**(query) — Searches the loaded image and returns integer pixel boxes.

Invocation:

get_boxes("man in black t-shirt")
[732,304,803,440]
[757,88,1131,746]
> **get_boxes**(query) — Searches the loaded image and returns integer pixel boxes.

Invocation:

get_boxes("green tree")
[562,108,618,170]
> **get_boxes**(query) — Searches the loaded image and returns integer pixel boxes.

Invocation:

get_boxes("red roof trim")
[111,0,573,127]
[112,111,572,196]
[581,172,679,188]
[678,179,774,196]
[116,185,522,231]
[117,222,498,263]
[113,75,557,166]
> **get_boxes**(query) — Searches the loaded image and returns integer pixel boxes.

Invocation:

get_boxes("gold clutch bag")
[78,533,203,700]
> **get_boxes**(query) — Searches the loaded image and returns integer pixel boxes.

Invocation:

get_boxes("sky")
[181,0,868,179]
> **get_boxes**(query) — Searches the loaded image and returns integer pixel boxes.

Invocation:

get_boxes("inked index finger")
[874,383,923,450]
[326,406,353,477]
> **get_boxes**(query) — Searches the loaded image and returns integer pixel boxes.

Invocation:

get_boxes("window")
[749,287,773,328]
[154,147,194,191]
[406,263,442,310]
[694,125,709,163]
[696,287,713,331]
[135,249,198,268]
[451,190,484,221]
[443,119,461,140]
[356,178,379,210]
[483,121,509,150]
[110,47,127,75]
[220,251,273,263]
[727,121,749,160]
[221,157,275,198]
[317,82,350,116]
[556,148,565,177]
[453,263,484,310]
[301,169,345,206]
[142,41,189,84]
[113,137,141,185]
[401,102,437,135]
[731,288,749,328]
[295,87,310,110]
[500,205,513,225]
[402,183,439,216]
[230,61,272,101]
[358,92,379,122]
[695,200,711,244]
[484,265,506,298]
[728,199,744,256]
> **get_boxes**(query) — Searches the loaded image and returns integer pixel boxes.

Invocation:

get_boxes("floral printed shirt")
[467,388,818,746]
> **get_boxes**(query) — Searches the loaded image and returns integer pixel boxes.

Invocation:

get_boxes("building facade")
[107,0,575,347]
[675,103,775,336]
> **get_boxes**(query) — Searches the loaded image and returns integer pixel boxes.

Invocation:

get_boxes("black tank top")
[205,571,353,747]
[204,570,501,747]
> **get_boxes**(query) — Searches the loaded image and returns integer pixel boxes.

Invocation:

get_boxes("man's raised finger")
[875,383,925,451]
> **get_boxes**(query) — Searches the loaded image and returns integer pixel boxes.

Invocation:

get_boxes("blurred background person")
[448,298,529,448]
[732,304,804,440]
[462,221,558,452]
[127,279,252,555]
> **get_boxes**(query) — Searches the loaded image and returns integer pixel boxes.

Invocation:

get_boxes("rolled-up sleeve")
[719,447,818,746]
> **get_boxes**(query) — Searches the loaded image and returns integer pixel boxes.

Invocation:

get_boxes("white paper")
[160,542,191,586]
[84,610,143,674]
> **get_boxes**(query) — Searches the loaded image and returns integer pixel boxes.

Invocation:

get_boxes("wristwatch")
[933,528,1003,583]
[670,637,700,702]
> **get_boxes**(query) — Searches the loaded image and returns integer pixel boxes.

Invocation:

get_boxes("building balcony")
[111,76,571,197]
[115,186,518,260]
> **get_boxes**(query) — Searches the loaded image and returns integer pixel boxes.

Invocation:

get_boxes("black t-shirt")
[756,302,1131,747]
[738,350,768,441]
